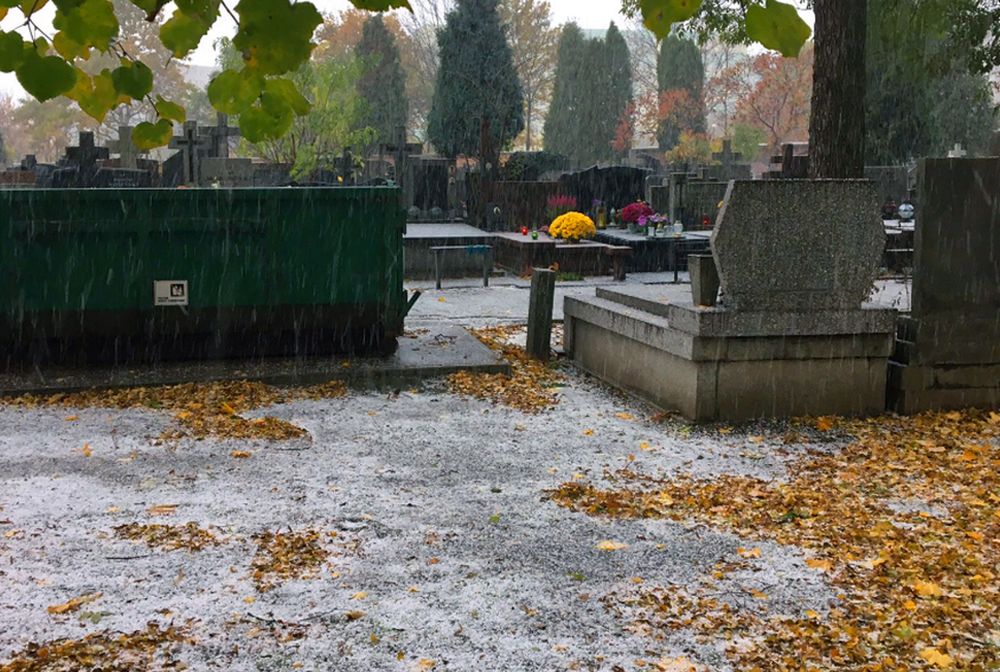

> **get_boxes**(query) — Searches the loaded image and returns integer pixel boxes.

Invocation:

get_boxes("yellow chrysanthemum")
[549,211,596,241]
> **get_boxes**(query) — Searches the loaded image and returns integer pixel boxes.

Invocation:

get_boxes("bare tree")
[398,0,453,141]
[499,0,558,151]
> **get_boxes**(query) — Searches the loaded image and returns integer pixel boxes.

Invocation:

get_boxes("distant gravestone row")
[0,117,299,189]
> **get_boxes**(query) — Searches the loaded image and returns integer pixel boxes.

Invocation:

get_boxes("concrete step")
[595,286,676,318]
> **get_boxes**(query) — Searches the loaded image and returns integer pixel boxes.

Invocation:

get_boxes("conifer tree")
[427,0,524,158]
[656,34,705,152]
[356,15,409,145]
[543,23,586,160]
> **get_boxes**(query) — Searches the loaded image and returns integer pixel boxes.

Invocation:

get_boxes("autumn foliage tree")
[726,43,814,154]
[656,34,706,152]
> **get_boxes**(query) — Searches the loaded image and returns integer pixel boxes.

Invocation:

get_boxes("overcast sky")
[0,0,635,98]
[0,1,812,98]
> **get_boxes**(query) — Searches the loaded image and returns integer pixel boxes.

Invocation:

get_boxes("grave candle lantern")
[521,226,529,236]
[531,230,539,240]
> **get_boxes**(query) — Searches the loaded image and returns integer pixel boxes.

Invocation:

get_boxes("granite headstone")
[711,180,884,311]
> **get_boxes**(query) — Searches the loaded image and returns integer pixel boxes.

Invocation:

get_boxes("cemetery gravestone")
[108,125,141,169]
[889,157,1000,411]
[565,179,897,421]
[168,121,211,186]
[52,132,110,187]
[200,113,240,160]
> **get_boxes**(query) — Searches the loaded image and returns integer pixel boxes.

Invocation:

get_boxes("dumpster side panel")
[0,187,405,363]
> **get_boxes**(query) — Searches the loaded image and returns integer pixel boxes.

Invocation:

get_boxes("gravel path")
[0,366,838,671]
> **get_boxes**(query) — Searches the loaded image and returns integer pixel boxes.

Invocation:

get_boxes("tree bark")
[808,0,867,178]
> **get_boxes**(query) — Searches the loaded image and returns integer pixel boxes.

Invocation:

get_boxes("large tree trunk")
[525,95,533,152]
[808,0,867,178]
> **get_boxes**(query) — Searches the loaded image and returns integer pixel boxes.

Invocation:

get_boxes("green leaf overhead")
[263,77,310,116]
[132,118,173,149]
[52,0,118,51]
[154,95,186,123]
[0,31,25,72]
[640,0,703,40]
[111,59,153,99]
[160,0,219,57]
[16,50,77,102]
[233,0,322,75]
[239,91,294,142]
[67,67,120,121]
[207,68,262,114]
[745,0,812,57]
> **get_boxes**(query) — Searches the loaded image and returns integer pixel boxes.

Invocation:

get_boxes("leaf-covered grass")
[548,410,1000,669]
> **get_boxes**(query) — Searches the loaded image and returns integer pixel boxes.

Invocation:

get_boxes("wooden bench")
[603,245,633,281]
[430,244,493,290]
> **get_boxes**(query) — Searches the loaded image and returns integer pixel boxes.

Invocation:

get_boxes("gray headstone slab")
[711,180,884,311]
[912,158,1000,319]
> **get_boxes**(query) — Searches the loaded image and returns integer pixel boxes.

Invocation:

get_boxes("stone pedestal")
[563,179,897,422]
[565,288,895,421]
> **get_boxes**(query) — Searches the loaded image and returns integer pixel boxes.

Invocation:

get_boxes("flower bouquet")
[620,202,654,233]
[549,211,597,242]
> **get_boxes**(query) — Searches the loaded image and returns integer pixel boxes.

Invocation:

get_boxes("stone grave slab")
[888,157,1000,412]
[711,180,884,311]
[565,178,897,422]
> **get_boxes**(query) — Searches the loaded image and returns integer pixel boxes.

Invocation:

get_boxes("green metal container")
[0,187,406,363]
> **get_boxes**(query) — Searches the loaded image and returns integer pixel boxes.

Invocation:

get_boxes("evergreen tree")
[603,22,632,161]
[543,23,586,160]
[427,0,524,158]
[544,23,632,166]
[656,34,705,151]
[356,15,409,146]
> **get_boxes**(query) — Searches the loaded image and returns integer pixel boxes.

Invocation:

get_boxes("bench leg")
[483,251,491,287]
[613,257,626,282]
[434,250,442,290]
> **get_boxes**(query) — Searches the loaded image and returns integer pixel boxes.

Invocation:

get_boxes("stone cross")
[199,112,240,159]
[713,139,738,176]
[169,121,210,185]
[947,143,967,158]
[108,125,140,169]
[64,131,110,176]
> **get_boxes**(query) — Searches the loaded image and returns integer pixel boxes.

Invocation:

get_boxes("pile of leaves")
[4,380,348,441]
[447,326,561,413]
[251,529,337,592]
[548,410,1000,670]
[0,622,191,672]
[114,522,221,553]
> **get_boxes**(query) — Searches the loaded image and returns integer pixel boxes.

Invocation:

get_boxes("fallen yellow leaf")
[370,633,380,645]
[230,450,252,459]
[919,647,953,669]
[407,586,421,593]
[437,297,446,303]
[911,580,943,597]
[615,412,634,421]
[806,558,833,571]
[351,591,368,601]
[814,417,834,432]
[639,441,653,451]
[805,609,819,619]
[596,540,627,552]
[749,589,769,600]
[243,596,256,604]
[748,435,765,443]
[81,443,93,458]
[416,659,436,670]
[582,429,594,436]
[903,599,917,610]
[220,402,237,415]
[737,547,762,559]
[64,415,78,422]
[346,610,365,621]
[47,592,102,615]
